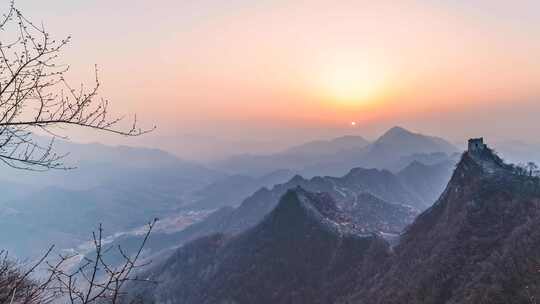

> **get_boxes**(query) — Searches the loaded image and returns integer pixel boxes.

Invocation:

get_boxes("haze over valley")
[1,1,540,304]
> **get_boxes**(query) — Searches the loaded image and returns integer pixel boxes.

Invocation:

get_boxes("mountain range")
[214,126,458,177]
[128,189,398,304]
[127,142,540,304]
[0,140,224,257]
[106,156,452,272]
[344,143,540,303]
[0,126,464,262]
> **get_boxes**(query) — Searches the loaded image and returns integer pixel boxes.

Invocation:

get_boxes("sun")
[316,56,388,107]
[323,66,384,105]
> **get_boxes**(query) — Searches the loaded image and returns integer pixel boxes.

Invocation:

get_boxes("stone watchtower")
[467,137,507,172]
[468,138,486,153]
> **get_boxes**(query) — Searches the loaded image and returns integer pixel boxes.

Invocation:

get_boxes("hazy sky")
[13,0,540,159]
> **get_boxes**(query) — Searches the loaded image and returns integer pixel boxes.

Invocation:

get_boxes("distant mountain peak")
[377,126,428,143]
[288,174,307,184]
[365,127,457,166]
[269,188,350,234]
[345,140,540,304]
[385,126,412,136]
[289,188,337,215]
[131,188,390,304]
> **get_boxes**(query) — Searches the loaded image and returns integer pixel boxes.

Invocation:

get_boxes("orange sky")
[14,0,540,159]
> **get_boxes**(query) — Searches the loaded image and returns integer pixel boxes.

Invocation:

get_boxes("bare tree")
[526,162,539,177]
[0,220,157,304]
[0,1,158,303]
[0,1,154,170]
[49,220,157,304]
[513,162,540,178]
[0,247,58,304]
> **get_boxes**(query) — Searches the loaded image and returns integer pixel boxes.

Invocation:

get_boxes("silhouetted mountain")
[162,168,419,244]
[214,127,457,177]
[346,143,540,304]
[128,189,391,304]
[212,135,371,177]
[210,168,422,235]
[377,127,456,155]
[125,140,540,304]
[107,166,426,268]
[359,126,458,170]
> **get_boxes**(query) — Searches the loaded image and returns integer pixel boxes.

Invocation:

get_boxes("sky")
[12,0,540,160]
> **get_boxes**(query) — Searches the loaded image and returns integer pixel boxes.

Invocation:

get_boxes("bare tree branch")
[0,1,155,170]
[50,220,158,304]
[0,220,157,304]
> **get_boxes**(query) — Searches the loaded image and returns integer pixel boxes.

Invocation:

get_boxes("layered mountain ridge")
[108,164,437,264]
[130,142,540,304]
[346,145,540,304]
[129,188,390,304]
[103,155,453,271]
[215,126,458,177]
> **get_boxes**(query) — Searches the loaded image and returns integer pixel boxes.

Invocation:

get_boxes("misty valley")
[2,1,540,304]
[2,126,540,303]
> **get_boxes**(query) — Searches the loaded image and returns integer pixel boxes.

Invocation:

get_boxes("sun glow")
[315,55,389,107]
[322,66,386,106]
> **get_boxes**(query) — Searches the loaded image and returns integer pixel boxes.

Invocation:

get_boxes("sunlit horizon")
[12,0,540,159]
